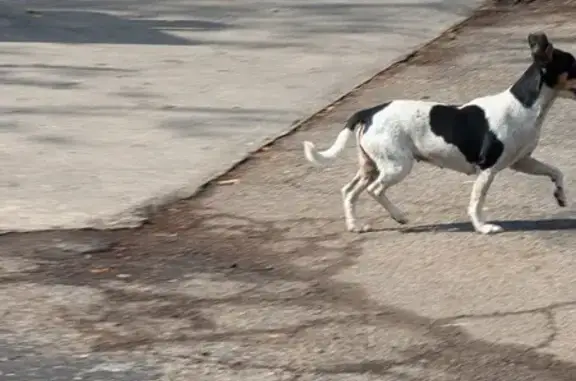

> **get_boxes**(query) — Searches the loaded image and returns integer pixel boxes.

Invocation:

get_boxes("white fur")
[303,129,352,166]
[303,79,573,235]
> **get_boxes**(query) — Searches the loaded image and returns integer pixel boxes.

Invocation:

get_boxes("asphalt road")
[1,1,576,380]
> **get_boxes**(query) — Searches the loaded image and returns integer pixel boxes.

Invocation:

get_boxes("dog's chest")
[501,102,541,136]
[501,113,542,161]
[508,121,540,144]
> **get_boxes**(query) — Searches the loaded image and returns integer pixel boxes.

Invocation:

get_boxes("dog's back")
[361,100,487,174]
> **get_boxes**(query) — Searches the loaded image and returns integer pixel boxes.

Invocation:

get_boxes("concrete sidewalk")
[0,0,483,231]
[1,1,576,380]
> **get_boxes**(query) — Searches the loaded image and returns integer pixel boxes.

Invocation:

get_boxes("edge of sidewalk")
[85,0,513,231]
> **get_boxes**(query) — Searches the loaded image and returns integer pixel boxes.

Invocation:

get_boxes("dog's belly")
[414,147,477,175]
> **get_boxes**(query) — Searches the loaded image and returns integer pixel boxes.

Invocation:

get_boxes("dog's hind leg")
[366,155,413,225]
[341,140,378,233]
[341,170,373,232]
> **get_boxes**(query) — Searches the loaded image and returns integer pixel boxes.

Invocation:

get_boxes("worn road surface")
[0,0,483,231]
[2,1,576,380]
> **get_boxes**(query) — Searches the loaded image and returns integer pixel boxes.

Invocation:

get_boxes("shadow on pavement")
[402,217,576,233]
[0,0,477,46]
[0,9,218,45]
[0,202,575,379]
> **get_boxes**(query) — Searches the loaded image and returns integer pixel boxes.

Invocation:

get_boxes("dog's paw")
[554,188,568,207]
[392,213,409,225]
[347,223,372,233]
[476,223,503,235]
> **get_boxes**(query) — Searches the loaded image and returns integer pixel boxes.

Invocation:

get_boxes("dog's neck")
[509,63,557,116]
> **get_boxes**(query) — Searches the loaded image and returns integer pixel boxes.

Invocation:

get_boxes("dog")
[303,32,576,235]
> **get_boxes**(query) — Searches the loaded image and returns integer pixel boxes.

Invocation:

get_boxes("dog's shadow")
[398,218,576,234]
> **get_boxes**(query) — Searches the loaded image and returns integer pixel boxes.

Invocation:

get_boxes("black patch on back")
[429,104,504,170]
[346,102,391,131]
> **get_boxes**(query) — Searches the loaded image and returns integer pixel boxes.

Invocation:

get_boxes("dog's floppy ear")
[528,32,553,65]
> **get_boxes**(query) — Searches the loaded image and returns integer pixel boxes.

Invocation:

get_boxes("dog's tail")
[303,111,363,166]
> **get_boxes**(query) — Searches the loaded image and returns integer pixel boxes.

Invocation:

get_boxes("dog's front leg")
[468,169,502,234]
[510,156,567,207]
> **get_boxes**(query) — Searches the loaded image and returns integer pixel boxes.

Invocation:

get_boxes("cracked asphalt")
[2,1,576,380]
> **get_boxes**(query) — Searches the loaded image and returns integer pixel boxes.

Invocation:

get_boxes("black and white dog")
[303,32,576,235]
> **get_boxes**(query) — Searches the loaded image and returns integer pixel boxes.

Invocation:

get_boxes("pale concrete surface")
[2,1,576,380]
[0,0,484,231]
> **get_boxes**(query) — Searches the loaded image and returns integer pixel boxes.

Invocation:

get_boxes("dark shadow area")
[0,64,138,91]
[0,1,480,46]
[0,121,21,133]
[159,112,289,138]
[402,217,576,234]
[0,337,158,381]
[113,90,165,100]
[26,134,86,146]
[0,104,289,118]
[0,69,81,89]
[0,201,575,379]
[0,64,135,72]
[0,10,226,45]
[0,0,556,52]
[0,64,138,82]
[155,106,292,138]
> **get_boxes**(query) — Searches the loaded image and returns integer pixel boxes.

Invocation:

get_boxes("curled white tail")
[303,128,352,166]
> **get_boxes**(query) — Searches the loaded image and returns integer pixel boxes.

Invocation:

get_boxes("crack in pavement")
[433,300,576,326]
[434,302,570,352]
[537,309,559,351]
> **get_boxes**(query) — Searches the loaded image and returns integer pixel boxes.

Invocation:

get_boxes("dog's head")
[529,32,576,100]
